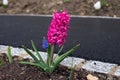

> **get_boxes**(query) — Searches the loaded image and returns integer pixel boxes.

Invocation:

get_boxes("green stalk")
[47,45,54,67]
[69,66,75,80]
[47,50,50,66]
[50,45,54,65]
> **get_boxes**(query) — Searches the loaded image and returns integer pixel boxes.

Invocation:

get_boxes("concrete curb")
[0,45,120,77]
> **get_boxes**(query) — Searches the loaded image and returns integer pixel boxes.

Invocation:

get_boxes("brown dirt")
[0,53,119,80]
[0,0,120,17]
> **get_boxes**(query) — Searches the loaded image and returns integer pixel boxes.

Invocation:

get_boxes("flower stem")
[50,45,54,65]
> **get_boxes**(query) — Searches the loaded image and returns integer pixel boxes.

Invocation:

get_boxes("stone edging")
[0,45,120,77]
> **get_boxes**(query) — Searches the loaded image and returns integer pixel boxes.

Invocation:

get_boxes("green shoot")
[69,58,75,80]
[63,0,70,3]
[0,60,4,67]
[101,0,108,7]
[7,46,13,64]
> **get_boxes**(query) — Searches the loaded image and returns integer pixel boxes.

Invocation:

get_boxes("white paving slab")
[114,66,120,76]
[0,45,8,51]
[60,57,85,68]
[37,51,47,61]
[11,47,26,56]
[0,45,26,56]
[82,60,116,74]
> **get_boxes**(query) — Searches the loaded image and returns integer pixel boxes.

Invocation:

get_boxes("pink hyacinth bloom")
[47,10,70,46]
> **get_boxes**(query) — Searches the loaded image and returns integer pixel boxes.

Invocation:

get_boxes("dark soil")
[0,0,120,17]
[0,53,119,80]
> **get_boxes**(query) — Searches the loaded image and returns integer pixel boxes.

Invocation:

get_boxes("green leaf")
[22,45,47,69]
[7,46,13,64]
[20,61,48,71]
[0,60,4,67]
[20,61,39,66]
[101,0,108,7]
[52,44,80,69]
[22,45,39,63]
[57,46,64,55]
[31,40,45,64]
[54,46,64,59]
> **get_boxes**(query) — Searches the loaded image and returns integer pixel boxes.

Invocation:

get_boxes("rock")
[113,15,117,18]
[56,1,63,5]
[3,0,8,5]
[26,9,30,13]
[94,1,101,10]
[87,74,99,80]
[48,2,55,9]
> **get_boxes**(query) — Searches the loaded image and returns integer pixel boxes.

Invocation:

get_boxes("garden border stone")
[0,45,120,77]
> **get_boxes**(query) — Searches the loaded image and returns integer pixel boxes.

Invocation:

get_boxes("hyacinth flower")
[47,10,71,64]
[47,10,70,46]
[20,10,80,74]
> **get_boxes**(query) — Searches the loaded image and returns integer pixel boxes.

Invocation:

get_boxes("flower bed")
[0,0,120,17]
[0,53,119,80]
